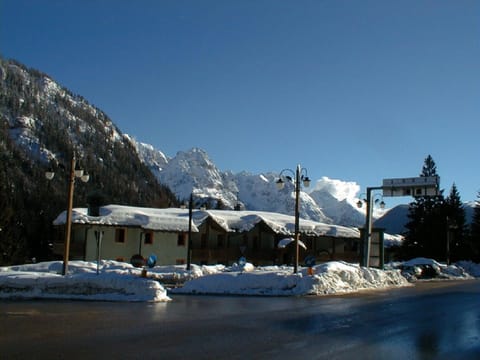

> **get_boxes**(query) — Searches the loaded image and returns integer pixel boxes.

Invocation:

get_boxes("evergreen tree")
[421,154,438,177]
[444,183,467,262]
[470,192,480,261]
[402,155,446,260]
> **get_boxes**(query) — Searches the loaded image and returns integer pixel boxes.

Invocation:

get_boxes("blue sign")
[304,255,316,267]
[147,254,157,268]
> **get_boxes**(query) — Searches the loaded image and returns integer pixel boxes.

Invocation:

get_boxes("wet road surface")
[1,280,479,359]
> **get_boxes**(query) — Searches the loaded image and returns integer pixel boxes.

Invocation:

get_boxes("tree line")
[400,155,480,263]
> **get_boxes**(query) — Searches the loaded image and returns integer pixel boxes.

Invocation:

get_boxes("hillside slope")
[0,57,177,264]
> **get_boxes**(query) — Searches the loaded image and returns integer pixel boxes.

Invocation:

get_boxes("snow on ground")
[387,257,475,281]
[1,258,479,302]
[0,261,170,302]
[172,261,410,296]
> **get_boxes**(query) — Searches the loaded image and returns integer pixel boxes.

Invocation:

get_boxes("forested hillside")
[0,57,177,265]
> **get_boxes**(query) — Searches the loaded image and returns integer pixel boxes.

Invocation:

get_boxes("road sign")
[147,254,157,268]
[238,256,246,266]
[382,176,439,197]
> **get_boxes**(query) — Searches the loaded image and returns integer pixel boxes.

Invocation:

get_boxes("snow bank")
[0,261,170,302]
[311,261,409,294]
[456,261,480,277]
[0,271,168,302]
[387,257,474,281]
[172,261,410,296]
[1,258,479,301]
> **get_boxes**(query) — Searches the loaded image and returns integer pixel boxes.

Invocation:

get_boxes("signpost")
[382,176,439,197]
[361,176,439,268]
[94,230,104,275]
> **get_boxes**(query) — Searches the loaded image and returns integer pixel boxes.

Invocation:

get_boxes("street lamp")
[94,229,104,275]
[446,216,458,265]
[276,164,310,274]
[187,193,193,271]
[356,187,383,267]
[356,194,385,210]
[45,153,89,275]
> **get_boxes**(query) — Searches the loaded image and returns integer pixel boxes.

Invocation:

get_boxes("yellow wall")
[83,226,188,265]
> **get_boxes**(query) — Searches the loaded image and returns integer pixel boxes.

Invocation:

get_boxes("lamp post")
[45,153,89,275]
[187,193,193,271]
[95,229,104,275]
[356,193,385,211]
[446,216,458,265]
[356,187,384,267]
[276,164,310,274]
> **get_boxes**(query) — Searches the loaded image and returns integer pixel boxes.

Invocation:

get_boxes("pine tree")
[470,192,480,261]
[402,155,446,260]
[444,183,467,262]
[421,154,438,177]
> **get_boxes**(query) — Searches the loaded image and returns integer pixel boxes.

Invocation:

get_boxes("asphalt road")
[1,280,480,359]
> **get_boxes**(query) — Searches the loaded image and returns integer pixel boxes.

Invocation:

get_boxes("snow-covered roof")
[195,209,360,238]
[53,205,360,238]
[53,205,199,232]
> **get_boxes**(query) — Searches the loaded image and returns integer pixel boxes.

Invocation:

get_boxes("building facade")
[53,205,362,267]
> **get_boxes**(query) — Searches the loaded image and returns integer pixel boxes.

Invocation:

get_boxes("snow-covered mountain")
[131,142,375,226]
[229,170,330,222]
[307,177,384,227]
[132,142,476,234]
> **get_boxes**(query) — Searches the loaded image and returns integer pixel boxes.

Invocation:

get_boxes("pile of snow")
[172,258,480,296]
[173,261,410,296]
[1,258,479,301]
[0,271,166,302]
[145,263,227,286]
[387,257,475,281]
[0,261,170,302]
[455,261,480,277]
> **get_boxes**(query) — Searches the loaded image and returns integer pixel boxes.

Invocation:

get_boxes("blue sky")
[2,0,479,205]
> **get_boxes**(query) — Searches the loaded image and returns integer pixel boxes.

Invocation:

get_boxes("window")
[177,233,186,246]
[144,231,154,245]
[115,228,126,243]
